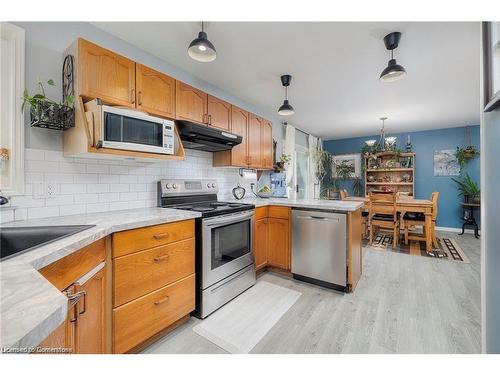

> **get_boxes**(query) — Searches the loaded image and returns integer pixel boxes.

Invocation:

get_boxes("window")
[294,145,310,199]
[0,22,25,195]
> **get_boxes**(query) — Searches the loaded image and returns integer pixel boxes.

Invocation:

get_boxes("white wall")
[482,108,500,353]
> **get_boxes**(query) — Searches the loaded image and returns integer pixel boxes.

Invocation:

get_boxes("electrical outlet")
[33,182,58,199]
[46,183,57,198]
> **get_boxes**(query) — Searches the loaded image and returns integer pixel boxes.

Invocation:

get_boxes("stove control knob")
[207,183,211,188]
[211,183,216,188]
[165,183,172,189]
[172,183,178,189]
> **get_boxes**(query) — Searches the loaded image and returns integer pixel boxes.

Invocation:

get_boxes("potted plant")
[455,146,480,173]
[22,78,75,130]
[452,173,480,204]
[274,153,292,172]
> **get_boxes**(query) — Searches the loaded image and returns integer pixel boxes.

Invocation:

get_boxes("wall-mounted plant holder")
[30,101,75,130]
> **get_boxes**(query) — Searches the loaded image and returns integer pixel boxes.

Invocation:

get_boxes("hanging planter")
[29,100,74,130]
[22,56,75,131]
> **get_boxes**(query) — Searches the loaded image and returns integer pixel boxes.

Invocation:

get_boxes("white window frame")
[0,22,25,195]
[294,144,310,199]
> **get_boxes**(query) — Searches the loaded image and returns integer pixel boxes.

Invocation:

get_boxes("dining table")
[344,196,436,253]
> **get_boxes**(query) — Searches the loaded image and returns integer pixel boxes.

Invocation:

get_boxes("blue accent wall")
[323,126,480,229]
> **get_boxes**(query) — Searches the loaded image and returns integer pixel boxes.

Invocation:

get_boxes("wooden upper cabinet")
[248,114,262,168]
[260,119,273,169]
[78,39,136,107]
[213,105,249,167]
[135,64,176,119]
[175,81,208,124]
[207,95,231,131]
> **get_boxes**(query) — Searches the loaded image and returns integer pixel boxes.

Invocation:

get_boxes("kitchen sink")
[0,225,95,261]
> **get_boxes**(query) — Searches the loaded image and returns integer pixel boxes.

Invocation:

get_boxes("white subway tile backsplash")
[28,206,59,219]
[87,183,110,193]
[110,183,130,193]
[119,175,138,184]
[86,164,110,174]
[6,148,260,222]
[98,174,120,184]
[59,204,86,216]
[109,165,129,175]
[60,183,87,194]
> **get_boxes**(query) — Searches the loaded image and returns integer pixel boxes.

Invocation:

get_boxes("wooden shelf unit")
[364,151,415,196]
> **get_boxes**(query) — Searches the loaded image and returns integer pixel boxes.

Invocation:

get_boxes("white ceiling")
[93,22,480,140]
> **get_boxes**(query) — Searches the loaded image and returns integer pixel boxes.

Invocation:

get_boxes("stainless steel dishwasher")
[291,209,347,292]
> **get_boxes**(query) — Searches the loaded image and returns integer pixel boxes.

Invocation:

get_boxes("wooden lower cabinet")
[113,274,195,354]
[268,218,291,270]
[39,260,108,354]
[74,265,107,354]
[254,206,291,272]
[113,238,195,307]
[112,219,196,353]
[254,217,269,270]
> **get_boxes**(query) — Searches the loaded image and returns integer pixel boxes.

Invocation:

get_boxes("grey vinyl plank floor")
[142,232,481,354]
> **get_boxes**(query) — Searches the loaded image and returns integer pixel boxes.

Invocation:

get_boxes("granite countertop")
[0,207,201,350]
[230,197,365,212]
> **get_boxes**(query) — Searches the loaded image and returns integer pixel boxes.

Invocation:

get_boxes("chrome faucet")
[0,190,9,205]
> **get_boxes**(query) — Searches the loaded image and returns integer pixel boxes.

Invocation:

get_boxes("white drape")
[308,135,323,199]
[283,124,296,198]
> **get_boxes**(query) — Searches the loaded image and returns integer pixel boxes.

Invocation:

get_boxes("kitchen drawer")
[113,274,195,353]
[113,238,195,307]
[113,219,194,257]
[268,206,290,220]
[255,206,268,220]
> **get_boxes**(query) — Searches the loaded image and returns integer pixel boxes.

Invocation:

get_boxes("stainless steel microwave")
[97,105,175,155]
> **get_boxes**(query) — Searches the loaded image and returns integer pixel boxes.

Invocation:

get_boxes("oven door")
[201,210,254,289]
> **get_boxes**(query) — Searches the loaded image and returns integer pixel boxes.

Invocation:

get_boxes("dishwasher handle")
[295,215,340,222]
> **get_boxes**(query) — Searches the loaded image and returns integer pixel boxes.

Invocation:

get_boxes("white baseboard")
[435,226,481,235]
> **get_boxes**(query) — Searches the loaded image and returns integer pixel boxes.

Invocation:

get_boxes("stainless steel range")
[158,179,256,318]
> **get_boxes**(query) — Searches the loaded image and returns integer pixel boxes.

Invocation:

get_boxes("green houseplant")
[455,146,479,173]
[451,173,480,203]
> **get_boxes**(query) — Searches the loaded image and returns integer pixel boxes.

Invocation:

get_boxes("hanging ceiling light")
[188,22,217,62]
[278,74,295,116]
[380,32,406,82]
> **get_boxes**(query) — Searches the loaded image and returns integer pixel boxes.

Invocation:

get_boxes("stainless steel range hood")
[176,120,242,152]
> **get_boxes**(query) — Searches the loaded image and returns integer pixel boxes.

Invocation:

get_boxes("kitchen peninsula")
[0,198,363,353]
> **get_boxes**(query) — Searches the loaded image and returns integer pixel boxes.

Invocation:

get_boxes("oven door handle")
[204,211,254,227]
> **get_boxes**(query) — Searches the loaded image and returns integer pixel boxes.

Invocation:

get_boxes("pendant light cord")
[201,21,204,32]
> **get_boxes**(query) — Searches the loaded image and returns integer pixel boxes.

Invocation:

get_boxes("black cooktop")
[167,201,254,218]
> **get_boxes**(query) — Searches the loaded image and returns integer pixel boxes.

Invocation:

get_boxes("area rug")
[192,281,301,353]
[364,233,470,263]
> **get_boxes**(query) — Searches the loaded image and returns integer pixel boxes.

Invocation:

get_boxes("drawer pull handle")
[154,296,170,305]
[153,233,170,240]
[153,254,170,262]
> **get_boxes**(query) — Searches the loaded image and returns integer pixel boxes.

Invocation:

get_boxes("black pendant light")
[278,74,295,116]
[188,22,217,62]
[380,32,406,82]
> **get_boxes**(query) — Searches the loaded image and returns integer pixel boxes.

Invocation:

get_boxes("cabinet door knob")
[154,296,170,305]
[153,233,170,240]
[153,254,170,262]
[138,91,143,105]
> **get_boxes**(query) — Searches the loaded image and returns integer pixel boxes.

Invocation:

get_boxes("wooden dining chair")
[368,192,400,248]
[402,192,439,246]
[339,190,348,200]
